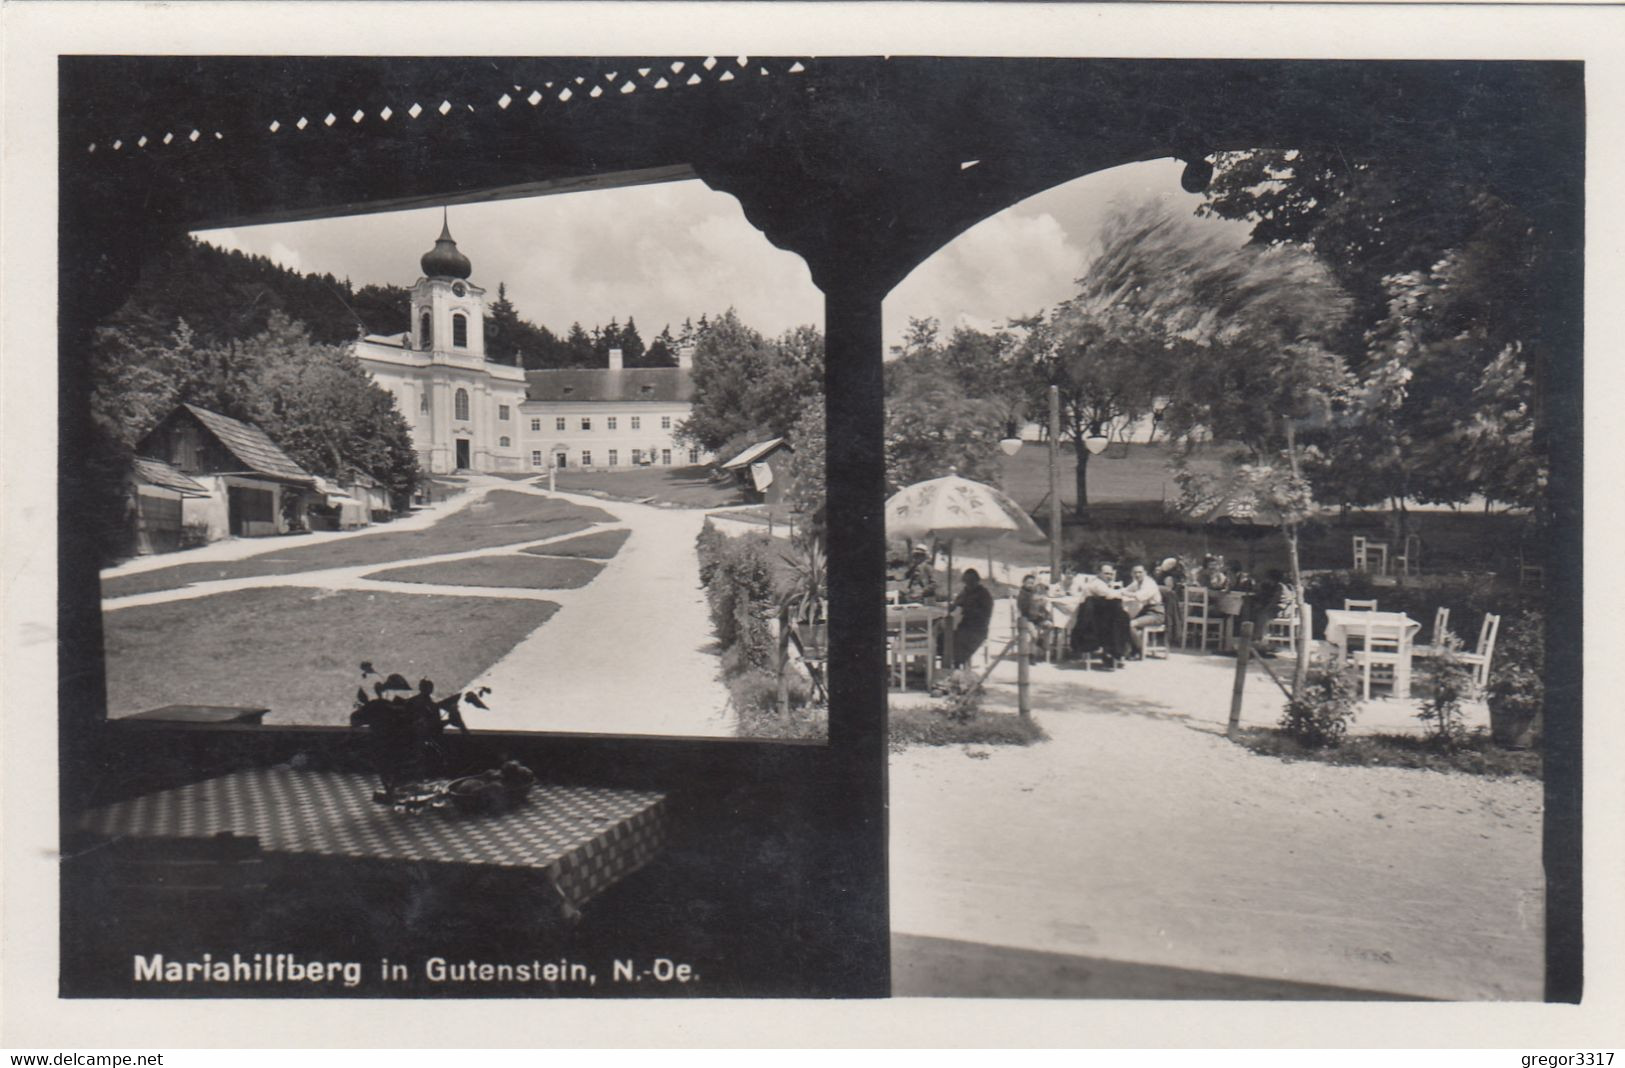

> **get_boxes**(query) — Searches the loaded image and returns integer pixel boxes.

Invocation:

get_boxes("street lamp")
[1084,425,1110,455]
[999,420,1024,457]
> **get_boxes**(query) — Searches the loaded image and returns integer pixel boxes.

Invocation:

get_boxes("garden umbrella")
[885,472,1048,667]
[1174,475,1288,571]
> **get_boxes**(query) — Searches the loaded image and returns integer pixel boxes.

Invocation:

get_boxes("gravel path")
[890,611,1544,1000]
[468,491,734,737]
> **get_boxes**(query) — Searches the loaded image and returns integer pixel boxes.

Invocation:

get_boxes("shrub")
[1487,607,1545,748]
[932,668,985,723]
[695,523,779,672]
[1413,635,1475,750]
[1280,653,1361,748]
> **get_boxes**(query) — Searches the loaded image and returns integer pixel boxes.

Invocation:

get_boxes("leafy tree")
[351,283,412,338]
[679,311,824,452]
[781,403,827,542]
[883,374,1003,491]
[1200,152,1552,520]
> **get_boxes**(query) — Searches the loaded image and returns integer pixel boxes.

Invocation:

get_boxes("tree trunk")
[1072,439,1090,520]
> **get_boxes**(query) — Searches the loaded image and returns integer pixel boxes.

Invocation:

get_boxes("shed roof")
[179,404,316,485]
[525,367,694,403]
[720,437,789,470]
[131,457,211,497]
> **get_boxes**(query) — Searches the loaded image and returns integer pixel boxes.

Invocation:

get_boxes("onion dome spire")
[420,208,472,280]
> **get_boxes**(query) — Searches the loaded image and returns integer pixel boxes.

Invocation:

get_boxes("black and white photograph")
[4,0,1623,1049]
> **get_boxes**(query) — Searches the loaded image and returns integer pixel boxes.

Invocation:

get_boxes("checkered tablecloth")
[80,768,667,912]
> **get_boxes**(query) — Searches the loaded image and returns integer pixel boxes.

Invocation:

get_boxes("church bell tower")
[410,212,485,359]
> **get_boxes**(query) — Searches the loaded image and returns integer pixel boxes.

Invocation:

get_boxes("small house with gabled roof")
[136,403,318,541]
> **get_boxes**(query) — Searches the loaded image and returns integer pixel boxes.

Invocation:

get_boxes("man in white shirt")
[1068,561,1133,668]
[1121,562,1166,659]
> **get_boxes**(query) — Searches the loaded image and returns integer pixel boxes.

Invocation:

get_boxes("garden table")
[1324,609,1422,698]
[78,767,668,921]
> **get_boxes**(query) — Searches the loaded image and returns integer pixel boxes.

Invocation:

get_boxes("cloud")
[886,210,1085,344]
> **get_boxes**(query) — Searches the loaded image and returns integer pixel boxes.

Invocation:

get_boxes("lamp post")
[1048,385,1061,580]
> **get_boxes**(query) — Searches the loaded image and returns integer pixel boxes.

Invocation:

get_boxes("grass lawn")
[888,705,1049,751]
[521,529,631,559]
[933,443,1532,578]
[103,492,614,598]
[542,465,745,508]
[103,587,559,726]
[365,555,604,589]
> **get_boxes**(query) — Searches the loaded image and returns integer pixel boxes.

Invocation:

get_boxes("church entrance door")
[455,439,470,470]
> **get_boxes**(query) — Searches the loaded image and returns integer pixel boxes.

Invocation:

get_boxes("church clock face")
[451,282,466,297]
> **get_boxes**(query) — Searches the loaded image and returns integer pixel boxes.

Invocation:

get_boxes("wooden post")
[1227,621,1254,740]
[1296,598,1313,697]
[1048,385,1062,581]
[1017,621,1031,720]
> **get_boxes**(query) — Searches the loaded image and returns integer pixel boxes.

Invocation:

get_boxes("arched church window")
[455,389,470,422]
[453,313,468,348]
[419,311,432,348]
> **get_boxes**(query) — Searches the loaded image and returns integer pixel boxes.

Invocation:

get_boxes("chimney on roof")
[676,342,693,369]
[609,347,624,371]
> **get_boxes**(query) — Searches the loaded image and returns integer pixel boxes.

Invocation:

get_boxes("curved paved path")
[468,490,735,737]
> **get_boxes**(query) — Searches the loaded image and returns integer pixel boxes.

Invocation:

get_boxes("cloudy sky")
[197,157,1245,350]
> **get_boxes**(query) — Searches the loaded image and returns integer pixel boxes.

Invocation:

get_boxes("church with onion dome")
[351,215,530,475]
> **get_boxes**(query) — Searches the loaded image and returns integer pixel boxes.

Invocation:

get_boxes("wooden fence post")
[1228,621,1254,740]
[1017,621,1031,720]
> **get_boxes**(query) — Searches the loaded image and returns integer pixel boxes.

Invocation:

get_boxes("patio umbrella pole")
[944,539,956,672]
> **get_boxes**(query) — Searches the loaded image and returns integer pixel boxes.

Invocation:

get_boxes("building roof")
[720,437,789,470]
[131,457,211,497]
[525,367,694,403]
[180,404,317,485]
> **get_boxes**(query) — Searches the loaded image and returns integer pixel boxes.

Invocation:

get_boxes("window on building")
[419,311,431,348]
[580,417,592,431]
[630,416,641,430]
[608,450,619,467]
[555,417,566,432]
[452,313,468,348]
[662,448,672,465]
[530,418,541,432]
[661,415,672,430]
[581,450,592,467]
[420,393,430,414]
[454,389,470,421]
[531,451,542,466]
[607,416,618,430]
[499,405,510,421]
[499,436,511,448]
[689,447,701,464]
[630,449,642,465]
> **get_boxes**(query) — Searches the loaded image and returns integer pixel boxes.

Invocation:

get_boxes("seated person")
[1016,572,1051,627]
[941,568,994,669]
[1248,569,1297,657]
[1068,560,1133,669]
[1121,562,1166,658]
[1195,554,1230,591]
[900,544,938,603]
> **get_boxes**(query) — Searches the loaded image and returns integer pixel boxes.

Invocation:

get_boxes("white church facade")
[352,219,708,476]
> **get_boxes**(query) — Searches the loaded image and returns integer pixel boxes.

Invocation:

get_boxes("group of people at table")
[890,547,1296,675]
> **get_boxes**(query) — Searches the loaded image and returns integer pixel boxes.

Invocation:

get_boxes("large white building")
[353,220,706,476]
